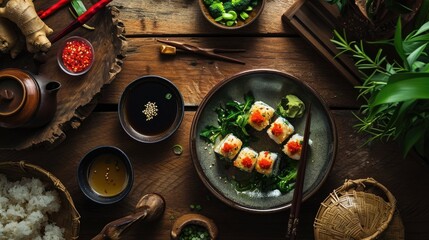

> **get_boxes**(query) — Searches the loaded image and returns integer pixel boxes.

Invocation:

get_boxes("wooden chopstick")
[285,103,312,240]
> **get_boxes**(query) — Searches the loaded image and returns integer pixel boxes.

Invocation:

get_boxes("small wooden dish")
[171,213,218,240]
[198,0,265,30]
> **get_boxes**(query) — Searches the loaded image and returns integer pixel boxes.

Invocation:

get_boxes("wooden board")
[0,5,127,150]
[282,0,362,85]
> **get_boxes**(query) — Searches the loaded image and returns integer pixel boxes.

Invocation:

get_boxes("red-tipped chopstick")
[285,103,312,240]
[49,0,112,43]
[37,0,71,20]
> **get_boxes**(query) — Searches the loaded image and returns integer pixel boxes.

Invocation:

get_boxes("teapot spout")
[45,81,61,95]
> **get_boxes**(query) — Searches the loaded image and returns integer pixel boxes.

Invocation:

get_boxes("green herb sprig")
[232,161,298,193]
[200,93,255,145]
[331,19,429,158]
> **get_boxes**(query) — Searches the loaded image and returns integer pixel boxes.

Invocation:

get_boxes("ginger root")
[0,0,53,56]
[0,17,25,58]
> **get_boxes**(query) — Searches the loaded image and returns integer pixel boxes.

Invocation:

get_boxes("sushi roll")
[255,151,278,175]
[233,147,258,172]
[267,117,294,144]
[214,133,243,160]
[248,101,275,131]
[282,133,312,160]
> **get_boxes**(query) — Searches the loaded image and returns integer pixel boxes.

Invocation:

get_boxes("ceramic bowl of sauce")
[78,146,133,204]
[118,75,184,143]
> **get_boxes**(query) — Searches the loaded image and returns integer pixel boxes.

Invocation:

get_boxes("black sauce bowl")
[77,146,134,204]
[118,75,184,143]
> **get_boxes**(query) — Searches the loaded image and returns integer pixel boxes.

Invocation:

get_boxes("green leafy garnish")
[200,93,255,145]
[232,161,298,193]
[331,19,429,158]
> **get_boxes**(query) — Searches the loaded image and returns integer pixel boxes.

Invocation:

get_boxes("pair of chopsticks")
[157,39,246,65]
[38,0,112,44]
[285,103,312,240]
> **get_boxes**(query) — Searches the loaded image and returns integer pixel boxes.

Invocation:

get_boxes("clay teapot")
[0,68,61,128]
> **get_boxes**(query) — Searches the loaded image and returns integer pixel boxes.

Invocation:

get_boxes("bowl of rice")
[0,161,80,239]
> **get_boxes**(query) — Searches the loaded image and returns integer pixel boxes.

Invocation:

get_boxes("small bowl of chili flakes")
[57,36,94,76]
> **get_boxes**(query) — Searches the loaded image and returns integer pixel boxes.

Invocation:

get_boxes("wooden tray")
[282,0,361,85]
[0,4,127,150]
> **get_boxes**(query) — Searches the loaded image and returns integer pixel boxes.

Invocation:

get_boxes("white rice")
[0,174,65,240]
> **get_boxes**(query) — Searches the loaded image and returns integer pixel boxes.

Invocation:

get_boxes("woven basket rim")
[314,178,397,240]
[0,161,81,239]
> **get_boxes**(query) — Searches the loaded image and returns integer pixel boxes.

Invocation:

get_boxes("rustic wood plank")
[99,37,360,108]
[108,0,298,35]
[1,111,428,239]
[0,6,126,150]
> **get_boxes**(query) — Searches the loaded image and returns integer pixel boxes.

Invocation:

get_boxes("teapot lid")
[0,75,26,116]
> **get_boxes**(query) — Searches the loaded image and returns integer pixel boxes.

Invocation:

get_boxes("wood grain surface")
[1,0,429,239]
[0,5,126,150]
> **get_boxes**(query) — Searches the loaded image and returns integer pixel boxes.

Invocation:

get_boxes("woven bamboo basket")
[314,178,403,240]
[0,161,80,239]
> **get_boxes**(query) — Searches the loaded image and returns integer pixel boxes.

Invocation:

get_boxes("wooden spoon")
[92,193,165,240]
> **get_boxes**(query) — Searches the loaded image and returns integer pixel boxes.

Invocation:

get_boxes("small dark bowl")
[198,0,265,30]
[78,146,134,204]
[118,75,184,143]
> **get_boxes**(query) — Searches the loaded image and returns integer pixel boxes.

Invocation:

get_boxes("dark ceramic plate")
[190,69,337,213]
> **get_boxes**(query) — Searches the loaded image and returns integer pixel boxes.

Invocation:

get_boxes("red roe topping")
[287,141,302,155]
[258,159,271,169]
[271,123,283,136]
[222,142,234,153]
[250,110,265,124]
[61,39,93,73]
[241,157,253,168]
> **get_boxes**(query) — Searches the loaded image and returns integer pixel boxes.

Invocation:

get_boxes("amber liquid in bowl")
[88,154,128,197]
[125,81,178,135]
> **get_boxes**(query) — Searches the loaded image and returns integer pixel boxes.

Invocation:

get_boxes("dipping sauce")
[124,81,178,135]
[88,154,128,197]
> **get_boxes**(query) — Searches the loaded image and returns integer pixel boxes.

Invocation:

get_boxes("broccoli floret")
[231,0,251,12]
[223,1,234,12]
[208,1,225,18]
[250,0,258,7]
[203,0,214,6]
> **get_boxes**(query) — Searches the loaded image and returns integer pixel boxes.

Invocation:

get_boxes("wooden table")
[1,0,429,239]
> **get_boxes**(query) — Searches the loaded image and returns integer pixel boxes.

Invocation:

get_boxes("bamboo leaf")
[415,20,429,36]
[407,43,428,66]
[405,33,429,42]
[394,18,408,69]
[403,124,426,157]
[386,100,415,130]
[370,73,429,107]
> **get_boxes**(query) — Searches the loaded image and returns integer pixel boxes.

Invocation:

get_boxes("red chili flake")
[61,39,93,73]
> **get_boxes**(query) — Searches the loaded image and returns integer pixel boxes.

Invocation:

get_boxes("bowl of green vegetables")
[198,0,265,29]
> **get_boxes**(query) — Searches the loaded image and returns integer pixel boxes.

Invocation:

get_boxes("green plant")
[331,19,429,158]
